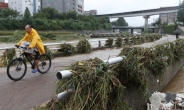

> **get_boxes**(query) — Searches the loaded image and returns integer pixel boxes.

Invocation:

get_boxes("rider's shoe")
[32,69,38,73]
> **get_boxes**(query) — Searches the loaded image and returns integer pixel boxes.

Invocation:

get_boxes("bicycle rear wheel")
[7,58,27,81]
[38,54,51,74]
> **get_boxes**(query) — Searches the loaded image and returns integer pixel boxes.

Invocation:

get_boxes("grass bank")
[0,30,73,36]
[0,30,89,43]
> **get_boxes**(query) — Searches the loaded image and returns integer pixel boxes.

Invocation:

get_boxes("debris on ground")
[148,91,184,110]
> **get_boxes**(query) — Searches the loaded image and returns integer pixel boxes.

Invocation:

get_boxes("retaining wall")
[123,59,184,109]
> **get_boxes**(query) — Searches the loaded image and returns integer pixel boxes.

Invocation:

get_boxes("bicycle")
[7,46,51,81]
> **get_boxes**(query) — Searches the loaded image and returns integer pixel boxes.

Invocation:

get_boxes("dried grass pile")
[105,38,113,47]
[0,48,15,66]
[115,37,123,47]
[58,43,76,56]
[77,39,92,54]
[54,57,132,110]
[115,39,184,96]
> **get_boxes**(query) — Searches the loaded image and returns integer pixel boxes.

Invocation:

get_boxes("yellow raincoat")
[16,28,45,55]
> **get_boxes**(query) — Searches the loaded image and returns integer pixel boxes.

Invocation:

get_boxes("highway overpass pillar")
[143,15,150,30]
[131,29,133,34]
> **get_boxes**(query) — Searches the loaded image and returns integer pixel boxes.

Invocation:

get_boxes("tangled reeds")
[58,43,76,56]
[76,39,92,54]
[0,48,15,66]
[54,58,132,110]
[116,39,184,95]
[35,34,182,110]
[115,37,123,47]
[105,38,113,47]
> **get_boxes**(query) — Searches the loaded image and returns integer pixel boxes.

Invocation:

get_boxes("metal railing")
[55,41,171,101]
[56,56,126,100]
[0,39,109,56]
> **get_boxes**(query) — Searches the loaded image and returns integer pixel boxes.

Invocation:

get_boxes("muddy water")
[162,67,184,94]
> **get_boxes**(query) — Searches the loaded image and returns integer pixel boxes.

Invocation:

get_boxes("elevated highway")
[96,6,179,29]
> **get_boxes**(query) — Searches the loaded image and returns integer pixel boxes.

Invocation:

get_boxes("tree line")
[0,7,112,30]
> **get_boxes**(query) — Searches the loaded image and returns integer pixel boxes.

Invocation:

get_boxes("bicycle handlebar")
[20,47,27,49]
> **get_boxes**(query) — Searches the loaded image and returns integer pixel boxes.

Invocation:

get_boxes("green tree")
[112,17,128,26]
[177,0,184,23]
[65,11,77,20]
[34,18,49,30]
[49,20,58,30]
[33,7,60,19]
[23,7,34,26]
[112,20,118,26]
[117,17,128,26]
[0,8,19,18]
[151,18,161,26]
[24,7,31,19]
[57,20,64,29]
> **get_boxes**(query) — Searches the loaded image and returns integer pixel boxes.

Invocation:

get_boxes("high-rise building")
[159,13,177,24]
[84,10,97,15]
[41,0,84,14]
[8,0,41,15]
[159,7,177,24]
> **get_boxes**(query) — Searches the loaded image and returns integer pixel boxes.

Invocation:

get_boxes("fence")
[56,56,126,100]
[0,36,134,56]
[0,39,108,56]
[54,38,177,110]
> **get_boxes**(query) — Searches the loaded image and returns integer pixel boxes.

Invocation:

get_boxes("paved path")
[0,35,183,110]
[0,48,122,110]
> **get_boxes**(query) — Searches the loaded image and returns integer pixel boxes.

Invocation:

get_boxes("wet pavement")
[0,35,184,110]
[0,48,122,110]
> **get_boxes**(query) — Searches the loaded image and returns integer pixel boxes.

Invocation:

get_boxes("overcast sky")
[84,0,179,26]
[5,0,179,26]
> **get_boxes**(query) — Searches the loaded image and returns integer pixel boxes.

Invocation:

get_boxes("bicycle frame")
[7,46,51,81]
[17,47,35,68]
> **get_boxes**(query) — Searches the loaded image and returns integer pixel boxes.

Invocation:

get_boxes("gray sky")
[84,0,179,26]
[5,0,179,26]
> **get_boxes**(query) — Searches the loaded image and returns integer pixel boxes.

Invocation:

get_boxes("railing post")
[98,40,101,47]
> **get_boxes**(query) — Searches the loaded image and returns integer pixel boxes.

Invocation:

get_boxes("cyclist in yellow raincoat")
[16,24,45,73]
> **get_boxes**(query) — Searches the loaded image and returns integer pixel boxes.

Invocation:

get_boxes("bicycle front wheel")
[7,58,27,81]
[38,54,51,74]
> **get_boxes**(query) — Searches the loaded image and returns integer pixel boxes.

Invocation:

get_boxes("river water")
[162,67,184,95]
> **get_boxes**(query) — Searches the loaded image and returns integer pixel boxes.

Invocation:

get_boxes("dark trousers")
[176,35,179,39]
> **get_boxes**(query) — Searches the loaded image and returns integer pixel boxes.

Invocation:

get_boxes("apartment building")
[159,7,177,24]
[8,0,41,15]
[84,10,97,15]
[41,0,84,14]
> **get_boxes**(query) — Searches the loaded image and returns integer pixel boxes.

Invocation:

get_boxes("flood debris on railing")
[56,56,126,80]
